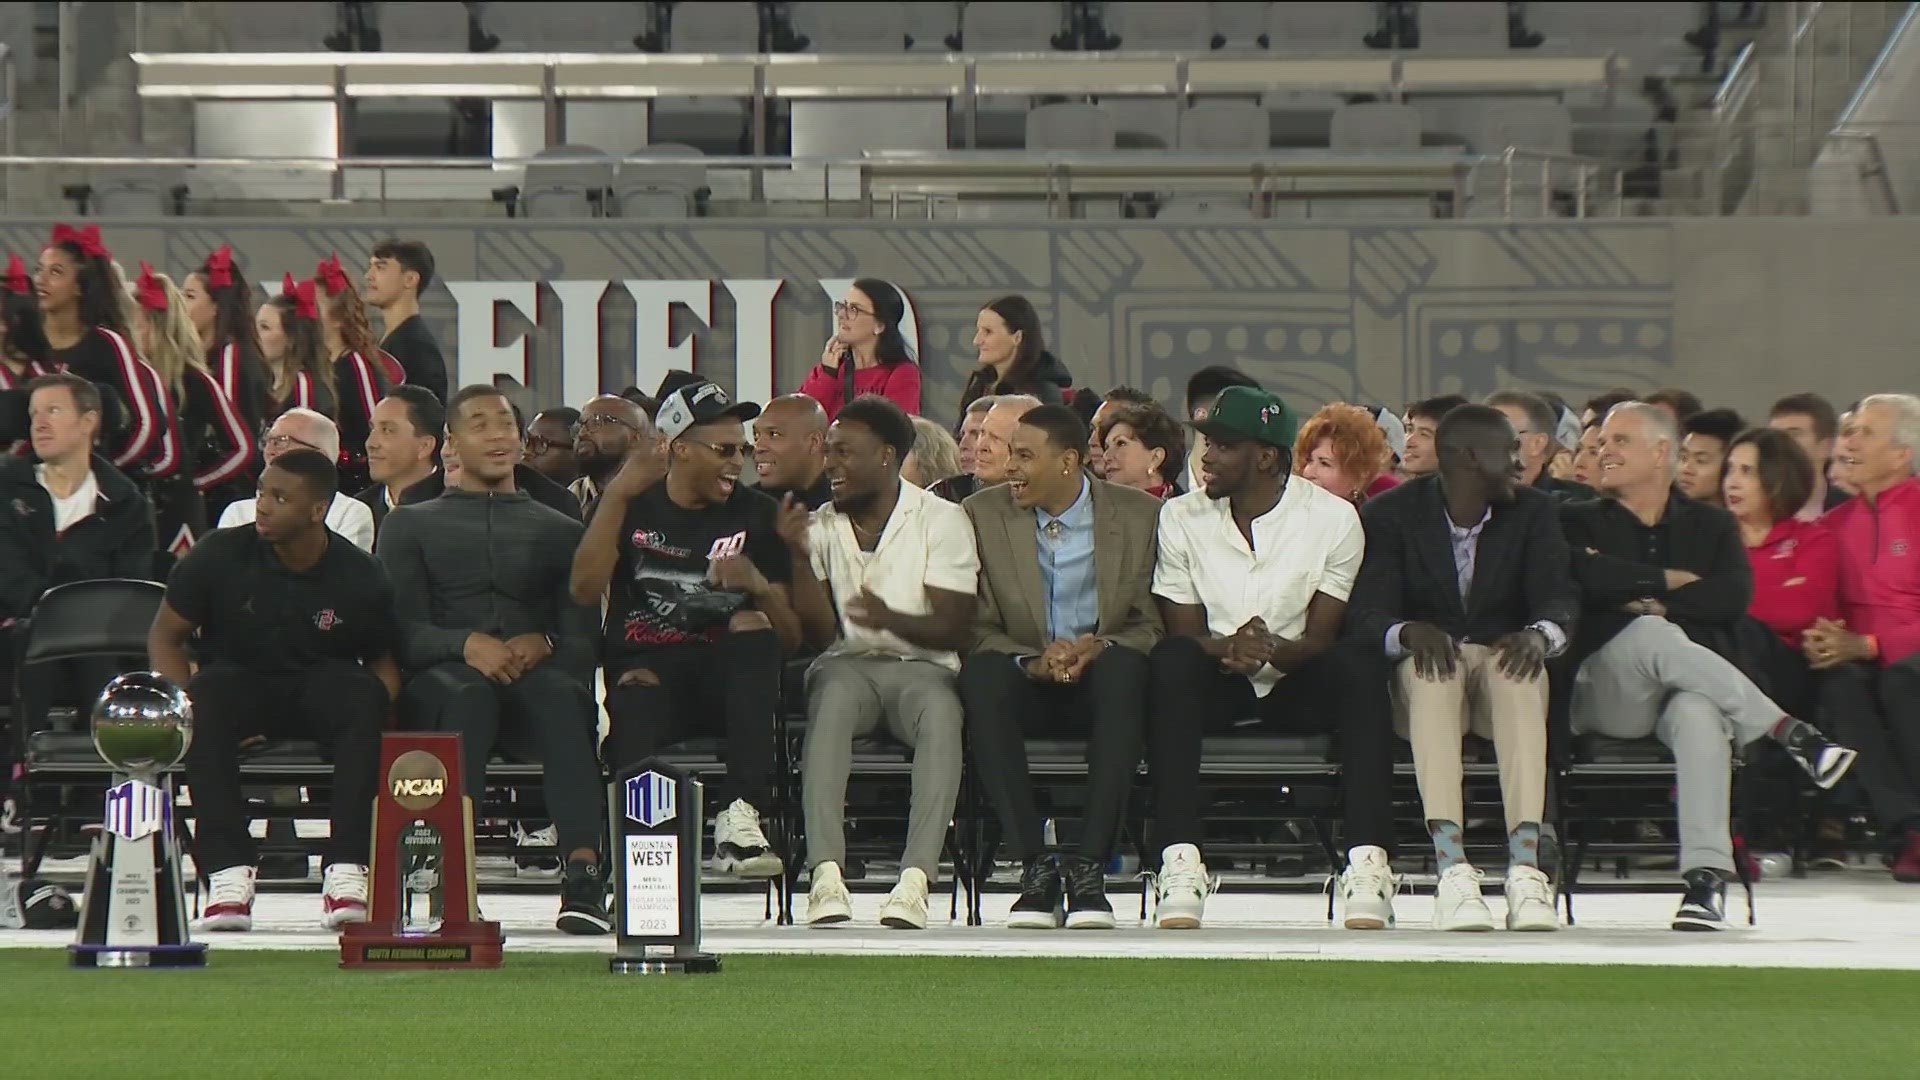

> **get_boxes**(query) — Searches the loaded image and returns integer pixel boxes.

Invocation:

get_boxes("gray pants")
[803,654,964,878]
[1571,616,1785,874]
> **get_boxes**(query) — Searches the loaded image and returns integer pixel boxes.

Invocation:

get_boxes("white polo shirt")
[808,478,980,672]
[1152,478,1364,696]
[216,493,377,552]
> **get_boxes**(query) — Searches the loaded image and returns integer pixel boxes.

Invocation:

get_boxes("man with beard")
[753,394,832,509]
[1346,405,1576,932]
[568,393,651,509]
[524,407,580,488]
[569,380,801,881]
[783,395,977,929]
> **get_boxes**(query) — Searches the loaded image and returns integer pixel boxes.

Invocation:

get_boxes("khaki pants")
[1392,643,1548,831]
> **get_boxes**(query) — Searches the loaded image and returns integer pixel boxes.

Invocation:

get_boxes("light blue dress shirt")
[1036,477,1099,642]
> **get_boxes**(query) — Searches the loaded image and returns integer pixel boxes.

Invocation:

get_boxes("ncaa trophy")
[609,759,719,974]
[69,672,207,969]
[340,733,503,968]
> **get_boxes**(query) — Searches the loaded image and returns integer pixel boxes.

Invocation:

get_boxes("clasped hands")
[463,631,553,685]
[1803,617,1872,670]
[1024,634,1108,684]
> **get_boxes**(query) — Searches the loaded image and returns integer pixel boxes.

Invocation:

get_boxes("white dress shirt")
[216,493,376,552]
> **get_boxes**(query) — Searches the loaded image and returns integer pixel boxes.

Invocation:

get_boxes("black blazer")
[1535,473,1596,503]
[1556,490,1751,665]
[1347,475,1577,653]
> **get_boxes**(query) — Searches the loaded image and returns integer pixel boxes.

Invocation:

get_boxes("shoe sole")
[1157,915,1201,930]
[321,907,369,930]
[1064,911,1116,930]
[714,854,786,879]
[556,910,613,935]
[198,915,252,932]
[1671,915,1726,931]
[879,912,926,930]
[1811,747,1859,790]
[808,913,851,927]
[1507,919,1559,932]
[1005,912,1064,930]
[1437,922,1497,932]
[807,902,851,927]
[1343,915,1391,930]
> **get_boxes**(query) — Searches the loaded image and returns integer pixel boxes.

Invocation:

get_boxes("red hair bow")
[49,223,108,258]
[134,262,169,313]
[316,253,351,297]
[281,273,319,321]
[3,254,27,296]
[205,244,235,288]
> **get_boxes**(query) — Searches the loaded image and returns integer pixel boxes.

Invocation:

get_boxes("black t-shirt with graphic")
[165,524,399,675]
[604,480,790,654]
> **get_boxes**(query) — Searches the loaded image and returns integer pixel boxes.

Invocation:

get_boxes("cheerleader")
[181,244,271,437]
[0,254,50,390]
[35,224,181,480]
[315,253,392,488]
[132,264,258,539]
[256,275,337,422]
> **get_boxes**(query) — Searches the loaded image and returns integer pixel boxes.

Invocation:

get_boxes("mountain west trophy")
[70,672,206,968]
[610,760,718,975]
[340,733,503,968]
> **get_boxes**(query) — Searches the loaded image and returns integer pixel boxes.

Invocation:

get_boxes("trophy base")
[338,921,505,969]
[68,943,208,969]
[610,951,721,975]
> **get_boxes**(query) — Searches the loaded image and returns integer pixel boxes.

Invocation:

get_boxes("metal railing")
[0,146,1627,220]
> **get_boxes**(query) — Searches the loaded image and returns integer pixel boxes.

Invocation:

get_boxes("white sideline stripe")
[5,873,1918,971]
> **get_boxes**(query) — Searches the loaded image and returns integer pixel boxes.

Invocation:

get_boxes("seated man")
[1809,393,1920,880]
[1348,405,1576,932]
[960,405,1160,929]
[786,396,977,929]
[930,396,993,503]
[149,450,396,931]
[569,393,649,509]
[970,394,1041,490]
[355,385,443,530]
[377,385,609,934]
[753,394,833,509]
[1563,402,1856,930]
[570,380,800,881]
[218,408,375,550]
[1,373,157,739]
[1147,387,1396,930]
[1486,389,1594,502]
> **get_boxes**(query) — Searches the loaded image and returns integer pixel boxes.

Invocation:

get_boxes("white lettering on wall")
[446,281,538,389]
[726,278,783,410]
[623,279,712,401]
[545,279,613,410]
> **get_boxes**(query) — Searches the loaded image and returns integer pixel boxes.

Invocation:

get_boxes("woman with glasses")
[797,278,922,421]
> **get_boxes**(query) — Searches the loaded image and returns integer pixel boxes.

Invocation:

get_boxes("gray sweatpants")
[803,654,964,878]
[1571,616,1785,874]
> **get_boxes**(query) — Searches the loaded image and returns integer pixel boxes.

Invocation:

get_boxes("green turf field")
[8,950,1912,1077]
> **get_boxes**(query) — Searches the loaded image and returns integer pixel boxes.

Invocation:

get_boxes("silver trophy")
[69,672,207,968]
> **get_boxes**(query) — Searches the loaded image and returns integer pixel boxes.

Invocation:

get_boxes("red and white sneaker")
[321,863,370,929]
[199,865,257,932]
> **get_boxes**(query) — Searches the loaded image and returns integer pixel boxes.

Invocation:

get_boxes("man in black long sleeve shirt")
[1561,402,1854,931]
[364,240,448,404]
[376,385,608,934]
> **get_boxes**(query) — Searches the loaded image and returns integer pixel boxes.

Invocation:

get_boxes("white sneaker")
[878,867,929,929]
[1503,865,1558,932]
[1339,845,1399,930]
[199,865,257,932]
[320,863,370,929]
[807,861,853,927]
[1433,864,1497,931]
[712,800,784,879]
[513,823,562,878]
[1153,844,1213,929]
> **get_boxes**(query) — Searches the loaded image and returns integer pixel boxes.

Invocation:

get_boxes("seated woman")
[1722,427,1839,714]
[1096,401,1185,499]
[903,415,966,501]
[1294,403,1393,506]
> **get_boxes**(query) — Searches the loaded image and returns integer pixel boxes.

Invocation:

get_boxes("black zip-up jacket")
[0,454,157,620]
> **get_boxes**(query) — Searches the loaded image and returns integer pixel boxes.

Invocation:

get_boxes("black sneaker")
[1062,855,1116,930]
[556,858,612,935]
[1783,727,1858,790]
[1004,856,1063,929]
[1671,868,1727,932]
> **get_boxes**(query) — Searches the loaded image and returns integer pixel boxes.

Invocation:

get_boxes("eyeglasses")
[832,300,875,320]
[685,439,750,459]
[264,433,321,452]
[579,414,637,433]
[524,436,567,456]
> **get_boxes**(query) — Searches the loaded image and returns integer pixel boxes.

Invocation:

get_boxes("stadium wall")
[1,218,1908,414]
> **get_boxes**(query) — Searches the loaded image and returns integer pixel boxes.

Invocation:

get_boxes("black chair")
[14,578,167,876]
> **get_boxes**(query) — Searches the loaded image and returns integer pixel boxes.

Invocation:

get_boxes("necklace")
[850,516,883,538]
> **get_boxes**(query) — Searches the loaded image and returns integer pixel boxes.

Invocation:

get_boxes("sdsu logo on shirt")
[313,609,341,631]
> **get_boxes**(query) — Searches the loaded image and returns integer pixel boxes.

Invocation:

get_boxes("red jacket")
[1745,517,1839,648]
[796,360,921,421]
[1828,476,1920,665]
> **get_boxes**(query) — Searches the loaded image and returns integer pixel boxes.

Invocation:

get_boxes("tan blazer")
[963,479,1164,657]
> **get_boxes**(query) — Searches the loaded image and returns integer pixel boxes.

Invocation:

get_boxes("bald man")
[753,394,832,509]
[974,395,1042,488]
[570,394,651,509]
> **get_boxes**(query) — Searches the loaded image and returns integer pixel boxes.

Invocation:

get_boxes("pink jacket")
[1828,476,1920,665]
[796,361,922,421]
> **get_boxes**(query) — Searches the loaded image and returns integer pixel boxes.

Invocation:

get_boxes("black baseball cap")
[656,381,761,441]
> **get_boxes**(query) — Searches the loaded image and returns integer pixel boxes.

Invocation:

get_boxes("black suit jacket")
[1556,489,1751,665]
[1347,475,1577,652]
[1535,473,1596,503]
